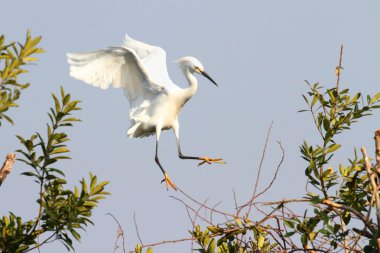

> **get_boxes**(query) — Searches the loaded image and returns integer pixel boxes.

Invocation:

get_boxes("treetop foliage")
[1,32,109,252]
[0,31,44,126]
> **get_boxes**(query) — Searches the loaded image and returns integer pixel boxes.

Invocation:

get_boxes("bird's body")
[67,34,224,190]
[128,83,189,138]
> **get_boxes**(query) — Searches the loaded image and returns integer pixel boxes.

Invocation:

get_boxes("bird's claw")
[160,173,177,191]
[198,157,225,166]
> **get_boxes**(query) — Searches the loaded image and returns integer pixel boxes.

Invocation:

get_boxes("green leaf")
[70,229,81,241]
[302,94,309,104]
[52,93,61,113]
[322,118,330,132]
[207,238,216,253]
[301,233,307,246]
[21,171,37,177]
[16,245,29,252]
[90,181,110,195]
[283,219,295,229]
[370,92,380,105]
[60,86,65,99]
[308,232,317,241]
[311,95,318,107]
[257,234,265,249]
[63,100,81,113]
[90,175,98,190]
[3,114,14,125]
[63,94,71,106]
[284,231,296,237]
[49,147,69,155]
[135,243,142,253]
[326,144,341,154]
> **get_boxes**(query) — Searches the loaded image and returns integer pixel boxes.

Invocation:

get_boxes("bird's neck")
[182,68,198,100]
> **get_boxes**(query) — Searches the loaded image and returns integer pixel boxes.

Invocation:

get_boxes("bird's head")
[176,56,218,86]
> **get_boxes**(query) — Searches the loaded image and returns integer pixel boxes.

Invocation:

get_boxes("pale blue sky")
[2,1,380,252]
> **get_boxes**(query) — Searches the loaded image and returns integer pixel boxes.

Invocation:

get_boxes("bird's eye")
[194,67,201,73]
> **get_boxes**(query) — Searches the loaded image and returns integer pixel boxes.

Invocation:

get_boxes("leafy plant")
[0,31,44,126]
[122,47,380,253]
[300,81,380,197]
[1,87,109,252]
[1,32,109,252]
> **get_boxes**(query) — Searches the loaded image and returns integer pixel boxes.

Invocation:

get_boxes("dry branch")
[336,44,344,90]
[322,199,377,234]
[375,129,380,170]
[362,146,380,231]
[0,153,16,186]
[107,213,126,253]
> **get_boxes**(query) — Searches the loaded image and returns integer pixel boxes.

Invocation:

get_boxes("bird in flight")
[67,34,224,190]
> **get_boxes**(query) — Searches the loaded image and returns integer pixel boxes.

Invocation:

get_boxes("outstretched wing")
[67,47,163,105]
[122,34,178,91]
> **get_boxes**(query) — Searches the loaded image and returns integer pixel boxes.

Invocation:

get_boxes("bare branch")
[176,186,234,218]
[362,146,380,232]
[376,131,380,253]
[210,201,222,224]
[170,195,215,226]
[322,199,377,234]
[238,122,274,215]
[0,153,16,186]
[336,44,344,90]
[252,141,285,201]
[127,227,240,253]
[260,198,309,206]
[133,212,143,246]
[232,188,238,213]
[250,121,274,202]
[107,213,126,253]
[375,129,380,171]
[352,227,373,239]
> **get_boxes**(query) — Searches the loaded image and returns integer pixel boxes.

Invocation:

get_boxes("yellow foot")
[198,157,226,166]
[162,173,177,191]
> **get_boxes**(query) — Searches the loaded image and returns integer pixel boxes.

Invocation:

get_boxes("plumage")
[67,34,224,190]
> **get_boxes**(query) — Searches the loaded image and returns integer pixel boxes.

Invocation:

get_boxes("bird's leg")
[197,157,225,166]
[155,132,176,191]
[179,151,225,167]
[174,128,225,167]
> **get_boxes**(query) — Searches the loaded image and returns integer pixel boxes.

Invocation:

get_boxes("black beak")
[201,70,218,87]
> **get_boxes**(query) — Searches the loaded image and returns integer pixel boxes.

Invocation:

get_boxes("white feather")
[66,34,212,139]
[122,34,179,91]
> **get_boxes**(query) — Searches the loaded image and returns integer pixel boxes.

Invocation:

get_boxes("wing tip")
[123,33,132,44]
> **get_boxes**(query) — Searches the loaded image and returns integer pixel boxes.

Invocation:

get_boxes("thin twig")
[322,199,377,234]
[260,198,308,206]
[362,146,380,234]
[232,188,238,213]
[210,201,222,224]
[133,212,143,246]
[238,122,274,215]
[330,207,348,253]
[107,213,126,253]
[176,186,233,218]
[185,206,195,253]
[274,214,289,249]
[170,196,214,226]
[336,44,344,91]
[194,199,209,228]
[375,129,380,171]
[252,141,285,201]
[24,232,58,253]
[250,121,274,204]
[288,248,330,253]
[127,227,240,253]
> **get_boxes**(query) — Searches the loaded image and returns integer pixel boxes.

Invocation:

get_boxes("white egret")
[67,34,224,190]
